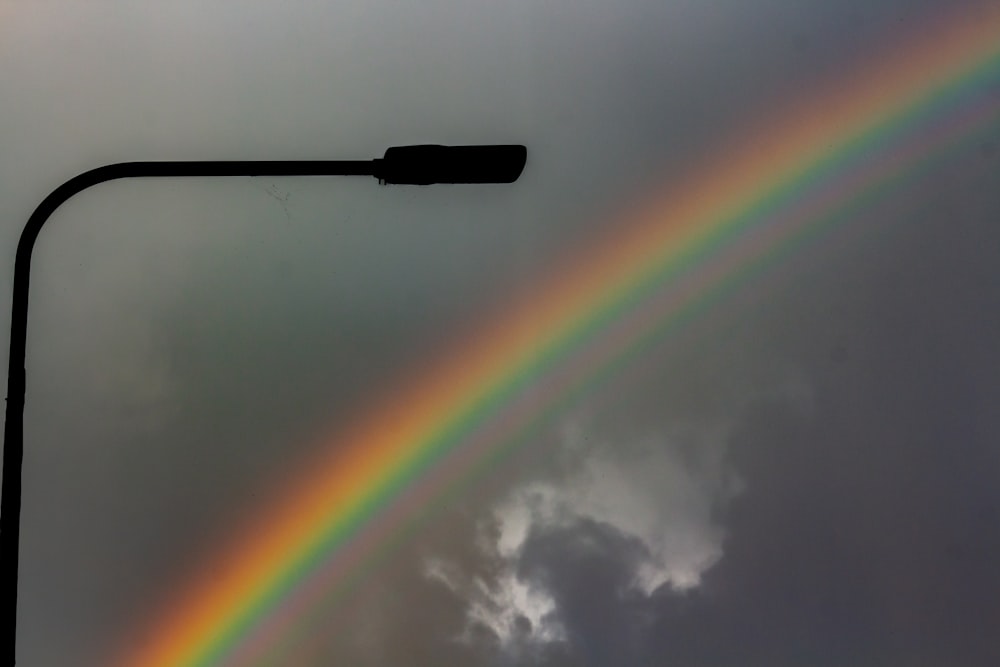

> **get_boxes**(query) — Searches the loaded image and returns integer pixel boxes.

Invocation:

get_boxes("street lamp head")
[373,144,527,185]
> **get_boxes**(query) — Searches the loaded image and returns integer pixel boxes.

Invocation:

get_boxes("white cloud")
[423,554,565,653]
[493,424,741,596]
[424,413,745,656]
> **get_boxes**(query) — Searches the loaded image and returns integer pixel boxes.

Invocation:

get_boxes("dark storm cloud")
[517,519,657,665]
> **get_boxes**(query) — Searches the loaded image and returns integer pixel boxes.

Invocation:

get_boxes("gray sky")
[2,1,999,665]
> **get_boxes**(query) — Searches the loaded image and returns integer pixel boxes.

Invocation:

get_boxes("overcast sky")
[2,1,999,665]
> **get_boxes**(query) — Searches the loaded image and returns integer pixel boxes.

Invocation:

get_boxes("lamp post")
[0,144,527,664]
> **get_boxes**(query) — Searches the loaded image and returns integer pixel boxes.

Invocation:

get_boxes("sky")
[1,1,999,665]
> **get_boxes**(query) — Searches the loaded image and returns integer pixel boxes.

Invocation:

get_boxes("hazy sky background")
[2,1,999,665]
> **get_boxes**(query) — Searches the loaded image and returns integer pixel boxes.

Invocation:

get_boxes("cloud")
[494,431,740,596]
[423,555,564,655]
[423,408,746,661]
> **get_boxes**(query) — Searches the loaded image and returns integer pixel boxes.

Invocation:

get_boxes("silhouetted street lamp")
[0,144,527,665]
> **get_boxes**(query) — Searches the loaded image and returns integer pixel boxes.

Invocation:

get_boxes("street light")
[0,143,527,664]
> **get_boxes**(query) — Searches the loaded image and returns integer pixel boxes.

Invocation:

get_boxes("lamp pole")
[0,145,527,665]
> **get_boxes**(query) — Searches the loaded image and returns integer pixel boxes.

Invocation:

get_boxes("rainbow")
[117,9,1000,666]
